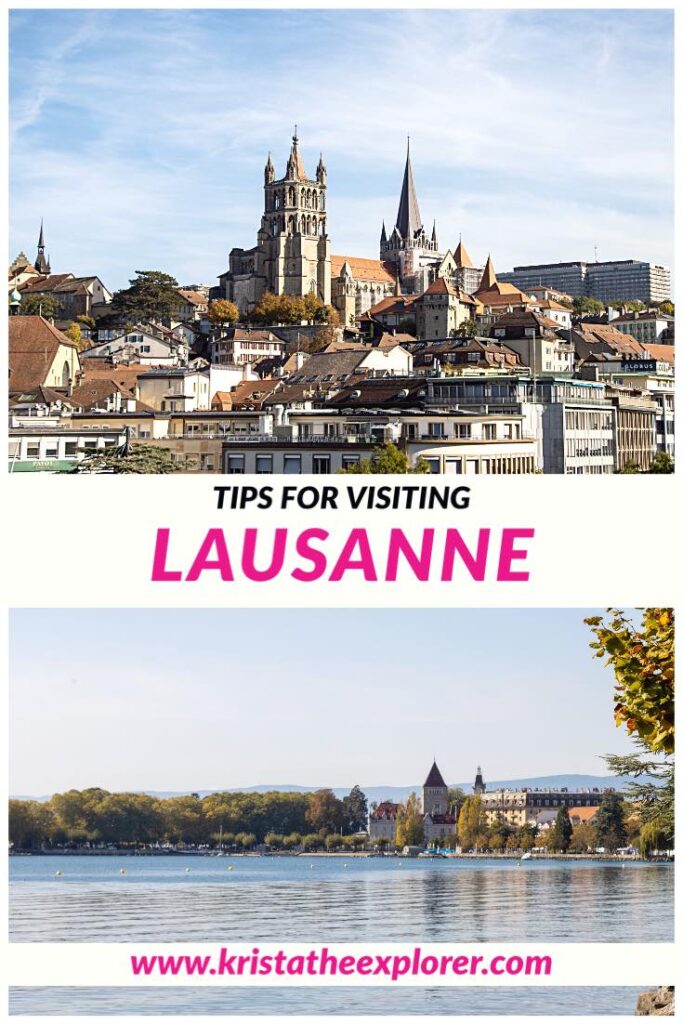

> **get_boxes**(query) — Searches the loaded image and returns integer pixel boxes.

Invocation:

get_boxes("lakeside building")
[472,768,607,829]
[368,760,457,846]
[498,260,671,305]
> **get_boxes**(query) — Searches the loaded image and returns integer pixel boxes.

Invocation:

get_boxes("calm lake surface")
[10,855,672,1015]
[9,985,651,1016]
[10,854,673,944]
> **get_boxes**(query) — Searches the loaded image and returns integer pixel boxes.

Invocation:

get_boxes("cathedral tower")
[219,129,331,313]
[380,140,440,295]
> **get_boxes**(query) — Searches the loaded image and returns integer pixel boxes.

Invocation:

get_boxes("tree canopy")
[338,442,430,475]
[395,792,424,848]
[248,292,339,327]
[207,299,239,326]
[111,270,183,326]
[74,442,181,475]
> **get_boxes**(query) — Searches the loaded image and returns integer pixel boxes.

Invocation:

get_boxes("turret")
[264,152,275,184]
[316,153,327,186]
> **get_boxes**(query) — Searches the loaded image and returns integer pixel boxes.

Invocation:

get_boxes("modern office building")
[499,260,671,304]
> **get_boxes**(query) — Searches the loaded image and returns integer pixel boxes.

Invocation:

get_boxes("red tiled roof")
[8,316,79,393]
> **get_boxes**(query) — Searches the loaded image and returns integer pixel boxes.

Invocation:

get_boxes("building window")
[64,442,78,457]
[483,423,496,440]
[226,454,245,474]
[255,454,273,474]
[283,454,301,475]
[26,443,40,459]
[312,454,331,474]
[341,454,359,470]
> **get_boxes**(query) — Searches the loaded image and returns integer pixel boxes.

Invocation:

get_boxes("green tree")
[111,270,183,326]
[616,461,640,475]
[586,609,674,754]
[457,795,486,852]
[74,442,181,474]
[395,792,424,848]
[342,785,368,833]
[15,293,60,319]
[572,296,604,316]
[76,315,96,330]
[338,442,430,475]
[648,452,674,474]
[656,301,674,316]
[207,299,239,326]
[451,319,477,338]
[593,792,627,852]
[448,787,467,820]
[550,805,573,853]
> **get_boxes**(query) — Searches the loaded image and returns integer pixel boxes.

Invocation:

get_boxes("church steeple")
[264,152,275,184]
[395,137,423,240]
[35,219,51,274]
[380,220,387,245]
[454,237,474,269]
[473,765,486,795]
[316,152,327,185]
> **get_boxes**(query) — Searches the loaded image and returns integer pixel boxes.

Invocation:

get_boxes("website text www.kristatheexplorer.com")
[130,947,553,981]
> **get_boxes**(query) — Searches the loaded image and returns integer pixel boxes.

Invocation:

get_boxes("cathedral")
[215,132,486,327]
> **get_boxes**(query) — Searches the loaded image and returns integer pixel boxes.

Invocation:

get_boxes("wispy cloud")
[9,9,673,290]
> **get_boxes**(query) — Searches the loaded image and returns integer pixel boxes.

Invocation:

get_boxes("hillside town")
[8,133,674,475]
[8,761,668,859]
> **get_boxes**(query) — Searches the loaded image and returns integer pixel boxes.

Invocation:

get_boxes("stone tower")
[257,128,331,304]
[473,766,486,796]
[219,129,331,314]
[422,760,449,817]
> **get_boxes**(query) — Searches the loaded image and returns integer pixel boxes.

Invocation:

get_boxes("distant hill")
[12,774,635,803]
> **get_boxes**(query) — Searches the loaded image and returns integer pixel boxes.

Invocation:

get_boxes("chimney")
[295,351,306,371]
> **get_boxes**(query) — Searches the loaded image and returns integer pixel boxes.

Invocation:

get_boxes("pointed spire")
[478,254,497,291]
[380,220,387,245]
[35,218,50,274]
[454,238,474,269]
[424,760,447,788]
[431,219,437,245]
[395,136,422,240]
[286,126,306,180]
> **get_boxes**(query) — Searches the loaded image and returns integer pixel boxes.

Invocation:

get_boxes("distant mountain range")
[13,774,634,803]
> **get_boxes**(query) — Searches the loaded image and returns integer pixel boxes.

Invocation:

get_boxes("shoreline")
[9,849,673,862]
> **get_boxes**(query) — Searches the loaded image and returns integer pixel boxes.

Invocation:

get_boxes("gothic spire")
[431,219,437,245]
[395,136,423,240]
[380,220,387,245]
[286,124,306,180]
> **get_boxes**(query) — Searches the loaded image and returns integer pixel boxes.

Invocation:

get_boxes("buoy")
[119,868,126,875]
[185,867,190,873]
[54,870,62,877]
[227,865,233,871]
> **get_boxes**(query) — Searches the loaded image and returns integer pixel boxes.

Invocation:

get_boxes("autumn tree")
[305,789,345,836]
[207,299,239,326]
[586,608,674,853]
[568,823,596,854]
[457,795,486,852]
[395,792,424,848]
[64,322,87,350]
[586,609,674,754]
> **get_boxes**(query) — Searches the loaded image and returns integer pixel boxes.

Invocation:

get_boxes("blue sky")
[9,9,673,293]
[10,608,637,794]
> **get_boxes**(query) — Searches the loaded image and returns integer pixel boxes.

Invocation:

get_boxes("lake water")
[9,854,673,1015]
